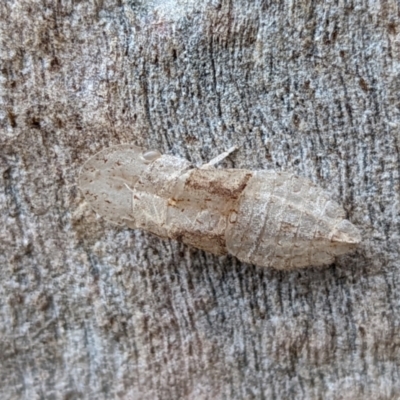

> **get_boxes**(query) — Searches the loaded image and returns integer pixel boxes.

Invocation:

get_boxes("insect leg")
[200,145,238,169]
[124,183,134,192]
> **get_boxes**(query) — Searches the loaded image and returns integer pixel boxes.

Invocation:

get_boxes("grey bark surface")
[1,0,399,399]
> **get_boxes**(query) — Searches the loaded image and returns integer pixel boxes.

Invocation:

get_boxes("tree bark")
[1,0,399,399]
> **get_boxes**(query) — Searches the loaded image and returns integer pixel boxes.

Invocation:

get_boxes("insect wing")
[79,144,150,225]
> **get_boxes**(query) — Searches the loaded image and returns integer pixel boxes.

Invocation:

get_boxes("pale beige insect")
[79,144,361,270]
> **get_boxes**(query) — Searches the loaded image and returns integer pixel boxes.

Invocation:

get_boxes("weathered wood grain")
[1,0,399,398]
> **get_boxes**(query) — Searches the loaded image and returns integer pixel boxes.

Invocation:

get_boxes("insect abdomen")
[226,171,360,270]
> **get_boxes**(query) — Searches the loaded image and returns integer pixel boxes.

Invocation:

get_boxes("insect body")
[79,145,361,270]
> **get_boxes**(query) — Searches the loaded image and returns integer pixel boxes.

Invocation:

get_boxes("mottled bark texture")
[0,0,399,399]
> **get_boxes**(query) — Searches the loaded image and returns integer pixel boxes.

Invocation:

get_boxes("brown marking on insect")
[168,197,187,207]
[185,169,253,200]
[168,198,177,206]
